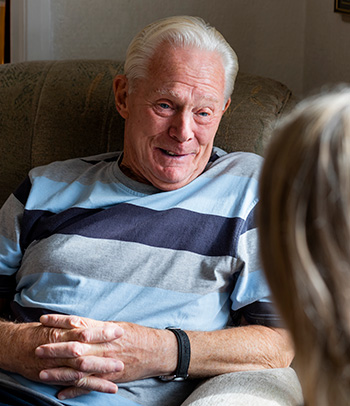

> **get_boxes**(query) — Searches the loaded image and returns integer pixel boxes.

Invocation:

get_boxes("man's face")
[114,45,230,191]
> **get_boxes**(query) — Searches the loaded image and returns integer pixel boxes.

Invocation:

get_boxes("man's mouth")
[160,149,184,157]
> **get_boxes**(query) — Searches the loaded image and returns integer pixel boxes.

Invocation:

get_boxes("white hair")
[124,16,238,103]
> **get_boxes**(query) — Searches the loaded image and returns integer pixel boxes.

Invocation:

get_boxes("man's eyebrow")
[154,88,219,104]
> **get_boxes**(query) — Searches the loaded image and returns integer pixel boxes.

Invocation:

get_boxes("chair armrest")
[181,368,303,406]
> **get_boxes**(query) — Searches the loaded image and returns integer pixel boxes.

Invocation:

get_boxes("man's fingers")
[57,387,91,401]
[39,367,86,383]
[39,363,121,397]
[56,376,118,400]
[39,315,124,346]
[40,325,123,349]
[73,375,118,393]
[36,336,120,360]
[40,314,88,329]
[40,314,116,331]
[36,341,86,358]
[39,356,124,378]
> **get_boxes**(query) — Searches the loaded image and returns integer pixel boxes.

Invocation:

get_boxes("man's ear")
[223,97,231,114]
[113,74,129,119]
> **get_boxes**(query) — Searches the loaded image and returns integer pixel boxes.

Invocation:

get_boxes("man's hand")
[37,314,178,400]
[0,318,124,399]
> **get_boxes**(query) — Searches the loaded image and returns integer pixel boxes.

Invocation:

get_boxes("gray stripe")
[0,194,23,243]
[236,227,261,272]
[18,234,237,295]
[31,152,121,185]
[204,151,262,181]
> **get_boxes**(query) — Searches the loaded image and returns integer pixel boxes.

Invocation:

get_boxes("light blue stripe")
[26,173,258,219]
[15,273,231,331]
[25,177,127,212]
[0,235,21,275]
[132,173,258,218]
[231,269,272,310]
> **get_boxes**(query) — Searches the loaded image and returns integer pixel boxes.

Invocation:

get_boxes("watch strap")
[159,327,191,381]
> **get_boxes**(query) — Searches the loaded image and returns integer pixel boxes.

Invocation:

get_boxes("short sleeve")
[230,204,282,327]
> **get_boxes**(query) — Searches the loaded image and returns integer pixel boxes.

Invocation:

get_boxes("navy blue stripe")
[21,204,245,257]
[10,301,66,323]
[13,176,32,205]
[81,155,119,165]
[240,205,257,235]
[20,207,103,251]
[208,151,221,163]
[0,275,17,298]
[242,302,282,327]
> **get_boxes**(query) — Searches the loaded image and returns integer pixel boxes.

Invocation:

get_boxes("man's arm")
[187,325,293,377]
[37,314,294,400]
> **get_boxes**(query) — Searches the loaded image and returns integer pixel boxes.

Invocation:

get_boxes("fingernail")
[35,347,44,357]
[115,360,124,370]
[114,326,124,337]
[39,371,49,380]
[57,394,66,400]
[40,315,48,323]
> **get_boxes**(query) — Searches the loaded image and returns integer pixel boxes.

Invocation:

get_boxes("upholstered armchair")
[0,60,303,405]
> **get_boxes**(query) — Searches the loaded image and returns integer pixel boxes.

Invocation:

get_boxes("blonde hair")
[124,15,238,103]
[258,87,350,406]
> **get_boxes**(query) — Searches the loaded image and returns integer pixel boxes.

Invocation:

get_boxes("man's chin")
[147,165,202,190]
[151,174,194,191]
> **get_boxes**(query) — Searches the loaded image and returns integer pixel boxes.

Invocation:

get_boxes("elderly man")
[0,16,293,406]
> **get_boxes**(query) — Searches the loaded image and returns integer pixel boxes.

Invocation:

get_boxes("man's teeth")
[161,149,184,156]
[166,150,178,156]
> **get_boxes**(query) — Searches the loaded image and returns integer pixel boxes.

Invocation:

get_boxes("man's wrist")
[159,327,191,381]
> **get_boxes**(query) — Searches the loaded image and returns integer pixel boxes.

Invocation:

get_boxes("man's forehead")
[143,45,225,105]
[153,86,220,104]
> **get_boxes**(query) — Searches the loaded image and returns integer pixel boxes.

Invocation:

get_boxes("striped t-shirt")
[0,148,278,406]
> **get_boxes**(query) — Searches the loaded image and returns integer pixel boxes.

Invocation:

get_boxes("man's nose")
[169,112,194,142]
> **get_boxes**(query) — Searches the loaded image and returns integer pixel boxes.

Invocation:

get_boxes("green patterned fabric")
[0,59,295,206]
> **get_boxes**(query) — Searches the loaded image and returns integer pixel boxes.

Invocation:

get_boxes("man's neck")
[119,161,151,185]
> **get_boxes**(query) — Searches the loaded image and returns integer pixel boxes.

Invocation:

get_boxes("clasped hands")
[15,315,175,400]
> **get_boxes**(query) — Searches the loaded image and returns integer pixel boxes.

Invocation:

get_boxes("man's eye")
[197,110,212,118]
[159,103,171,109]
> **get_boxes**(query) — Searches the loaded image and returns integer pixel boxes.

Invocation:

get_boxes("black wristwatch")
[159,327,191,381]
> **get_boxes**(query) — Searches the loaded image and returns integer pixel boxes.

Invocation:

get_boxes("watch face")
[159,374,176,382]
[173,376,187,381]
[158,374,187,382]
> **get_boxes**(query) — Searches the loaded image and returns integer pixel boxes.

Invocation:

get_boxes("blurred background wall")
[9,0,350,96]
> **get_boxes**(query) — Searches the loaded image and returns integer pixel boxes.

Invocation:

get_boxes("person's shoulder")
[206,148,263,180]
[29,152,121,182]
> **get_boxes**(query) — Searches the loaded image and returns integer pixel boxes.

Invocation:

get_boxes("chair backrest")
[0,59,295,206]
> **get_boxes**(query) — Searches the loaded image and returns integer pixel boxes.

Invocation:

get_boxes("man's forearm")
[0,318,19,372]
[186,325,294,378]
[0,318,56,379]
